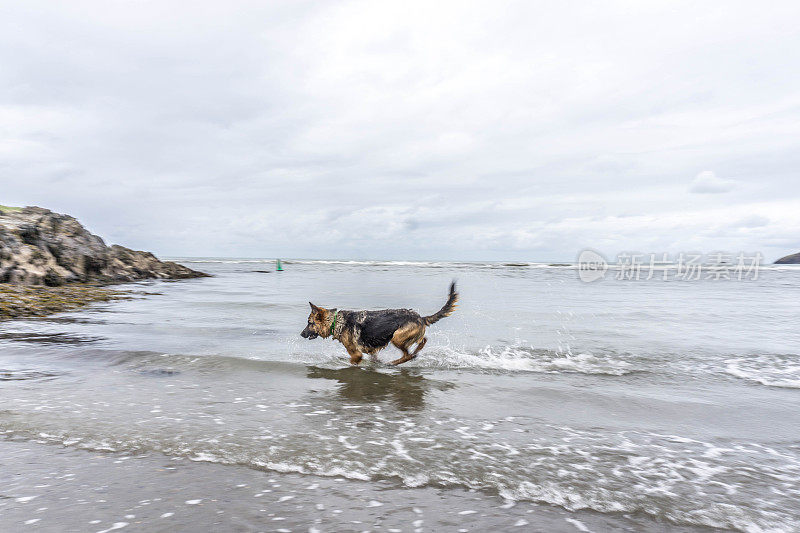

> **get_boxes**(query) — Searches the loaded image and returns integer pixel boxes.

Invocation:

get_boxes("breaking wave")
[283,336,636,375]
[4,418,798,533]
[724,354,800,389]
[90,345,635,376]
[410,345,634,375]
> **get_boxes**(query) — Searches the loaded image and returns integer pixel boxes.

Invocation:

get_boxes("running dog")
[300,282,458,365]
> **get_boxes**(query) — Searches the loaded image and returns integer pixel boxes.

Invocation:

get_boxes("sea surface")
[1,259,800,532]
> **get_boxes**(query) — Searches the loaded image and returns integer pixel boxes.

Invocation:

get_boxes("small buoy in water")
[276,258,283,271]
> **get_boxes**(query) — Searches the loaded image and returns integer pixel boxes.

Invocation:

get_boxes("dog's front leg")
[347,347,363,365]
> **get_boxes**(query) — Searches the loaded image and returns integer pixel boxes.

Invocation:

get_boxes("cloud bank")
[1,1,799,261]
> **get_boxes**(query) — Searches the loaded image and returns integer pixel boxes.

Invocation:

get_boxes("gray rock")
[0,206,208,285]
[775,252,800,264]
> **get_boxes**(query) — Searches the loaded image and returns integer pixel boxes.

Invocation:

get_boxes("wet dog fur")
[300,282,458,365]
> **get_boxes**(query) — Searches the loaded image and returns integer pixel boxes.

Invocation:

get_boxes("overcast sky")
[2,1,799,261]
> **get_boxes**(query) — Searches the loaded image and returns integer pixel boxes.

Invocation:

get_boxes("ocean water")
[2,259,800,532]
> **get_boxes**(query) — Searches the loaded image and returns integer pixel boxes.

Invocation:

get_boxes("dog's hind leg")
[390,325,424,365]
[390,345,413,365]
[411,337,427,356]
[389,337,413,365]
[347,347,363,366]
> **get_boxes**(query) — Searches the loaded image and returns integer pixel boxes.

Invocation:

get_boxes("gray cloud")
[1,1,800,261]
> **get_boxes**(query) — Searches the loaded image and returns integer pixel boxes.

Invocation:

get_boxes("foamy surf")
[287,340,635,375]
[412,345,634,375]
[724,355,800,389]
[4,416,798,533]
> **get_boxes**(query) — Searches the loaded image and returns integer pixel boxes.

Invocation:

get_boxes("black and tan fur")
[300,282,458,365]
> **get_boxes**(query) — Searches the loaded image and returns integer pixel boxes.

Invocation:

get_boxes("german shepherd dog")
[301,282,458,365]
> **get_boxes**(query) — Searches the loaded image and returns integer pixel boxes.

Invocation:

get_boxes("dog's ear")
[309,302,320,312]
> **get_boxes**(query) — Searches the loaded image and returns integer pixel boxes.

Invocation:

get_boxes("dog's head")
[301,302,336,340]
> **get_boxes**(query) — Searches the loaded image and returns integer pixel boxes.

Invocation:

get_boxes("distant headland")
[775,252,800,264]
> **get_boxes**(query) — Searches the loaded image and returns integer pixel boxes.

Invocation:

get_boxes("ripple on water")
[0,369,62,382]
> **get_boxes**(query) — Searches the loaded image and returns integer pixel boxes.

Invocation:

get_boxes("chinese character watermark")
[577,251,763,282]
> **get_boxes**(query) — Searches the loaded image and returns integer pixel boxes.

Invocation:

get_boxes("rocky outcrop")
[775,252,800,264]
[0,206,208,286]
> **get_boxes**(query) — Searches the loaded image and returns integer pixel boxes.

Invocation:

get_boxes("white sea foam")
[337,345,800,386]
[723,355,800,389]
[412,345,634,375]
[291,339,635,375]
[7,421,800,533]
[96,523,128,533]
[564,518,591,532]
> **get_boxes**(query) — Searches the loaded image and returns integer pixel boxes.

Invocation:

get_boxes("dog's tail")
[423,281,459,326]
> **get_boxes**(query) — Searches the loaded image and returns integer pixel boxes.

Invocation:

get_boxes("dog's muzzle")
[301,328,318,339]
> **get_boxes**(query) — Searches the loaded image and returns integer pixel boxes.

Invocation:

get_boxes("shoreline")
[0,438,714,533]
[0,283,131,320]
